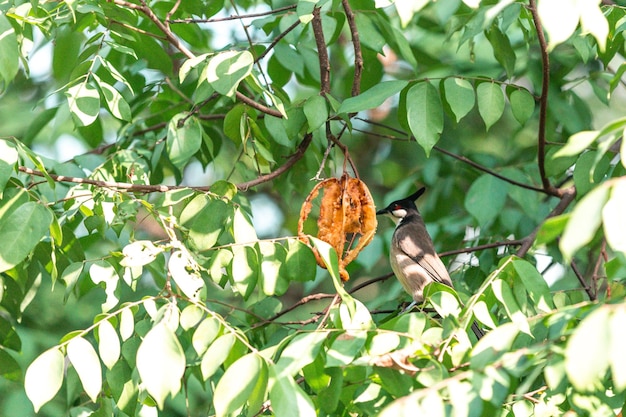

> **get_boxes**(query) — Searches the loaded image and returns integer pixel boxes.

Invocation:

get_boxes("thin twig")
[256,19,301,62]
[516,186,576,257]
[168,4,297,24]
[570,261,595,301]
[528,0,558,196]
[237,133,314,190]
[312,7,330,95]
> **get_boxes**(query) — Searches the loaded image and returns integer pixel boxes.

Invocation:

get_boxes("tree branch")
[168,4,297,24]
[312,7,330,95]
[236,133,314,190]
[341,0,363,96]
[528,0,559,197]
[516,186,576,257]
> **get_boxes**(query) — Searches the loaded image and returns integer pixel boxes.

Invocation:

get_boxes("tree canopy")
[1,0,626,415]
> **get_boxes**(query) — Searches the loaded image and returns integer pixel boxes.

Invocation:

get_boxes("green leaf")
[269,368,316,417]
[192,316,221,356]
[181,196,231,251]
[476,82,504,130]
[0,348,21,381]
[168,250,205,301]
[560,184,610,262]
[464,174,509,226]
[107,360,138,415]
[0,315,21,351]
[0,201,53,273]
[338,80,408,114]
[205,50,254,97]
[214,353,268,417]
[508,88,535,125]
[66,80,101,127]
[535,215,568,246]
[442,78,475,122]
[565,307,610,391]
[0,14,19,85]
[512,258,554,313]
[166,113,203,171]
[406,81,443,156]
[0,139,17,194]
[61,262,84,301]
[25,348,65,412]
[285,238,317,282]
[275,331,329,378]
[303,94,328,132]
[67,336,103,402]
[486,26,515,77]
[201,333,235,380]
[231,245,258,299]
[136,323,185,409]
[602,180,626,257]
[97,319,120,370]
[490,279,531,335]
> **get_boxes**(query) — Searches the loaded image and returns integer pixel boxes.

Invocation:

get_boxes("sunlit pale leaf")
[98,319,120,370]
[231,245,258,299]
[89,260,119,312]
[168,250,205,301]
[554,130,598,158]
[67,336,102,402]
[610,306,626,391]
[120,240,163,267]
[214,353,268,417]
[275,331,329,378]
[25,348,64,412]
[565,307,610,391]
[192,316,221,356]
[66,81,100,126]
[538,0,579,50]
[560,184,610,261]
[136,323,185,409]
[201,333,235,380]
[205,50,253,97]
[269,368,316,417]
[602,179,626,256]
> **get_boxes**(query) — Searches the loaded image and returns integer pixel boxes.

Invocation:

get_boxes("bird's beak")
[376,208,387,215]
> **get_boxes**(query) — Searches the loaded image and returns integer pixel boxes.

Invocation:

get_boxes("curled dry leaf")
[298,173,377,281]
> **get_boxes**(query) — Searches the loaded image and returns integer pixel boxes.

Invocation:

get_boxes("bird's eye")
[393,204,402,210]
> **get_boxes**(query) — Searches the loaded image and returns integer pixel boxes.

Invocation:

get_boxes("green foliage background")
[1,0,626,415]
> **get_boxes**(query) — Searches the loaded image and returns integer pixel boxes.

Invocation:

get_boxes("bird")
[376,187,484,339]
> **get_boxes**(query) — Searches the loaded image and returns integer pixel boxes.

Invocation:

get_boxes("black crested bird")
[376,187,484,339]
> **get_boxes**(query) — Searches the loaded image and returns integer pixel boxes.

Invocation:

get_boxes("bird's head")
[376,187,426,222]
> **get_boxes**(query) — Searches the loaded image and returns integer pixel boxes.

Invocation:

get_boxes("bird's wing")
[396,231,453,287]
